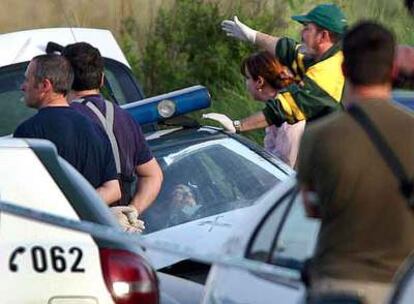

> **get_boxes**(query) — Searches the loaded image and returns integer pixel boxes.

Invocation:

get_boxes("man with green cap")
[206,4,347,133]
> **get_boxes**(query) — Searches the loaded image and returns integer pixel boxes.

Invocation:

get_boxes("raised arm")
[221,16,279,54]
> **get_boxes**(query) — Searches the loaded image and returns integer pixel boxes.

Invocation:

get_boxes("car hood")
[143,204,261,269]
[0,27,129,68]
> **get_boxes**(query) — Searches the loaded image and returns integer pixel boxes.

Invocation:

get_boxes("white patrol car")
[0,27,207,304]
[0,26,294,291]
[0,138,159,303]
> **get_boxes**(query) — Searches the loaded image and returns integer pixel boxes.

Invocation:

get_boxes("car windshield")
[143,137,287,233]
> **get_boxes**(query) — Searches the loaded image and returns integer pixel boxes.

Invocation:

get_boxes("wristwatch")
[233,120,241,133]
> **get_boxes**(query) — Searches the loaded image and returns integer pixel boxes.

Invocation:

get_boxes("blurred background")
[2,0,414,142]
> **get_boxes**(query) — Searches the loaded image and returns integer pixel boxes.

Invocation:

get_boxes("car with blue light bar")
[0,27,211,304]
[120,86,294,283]
[0,27,294,288]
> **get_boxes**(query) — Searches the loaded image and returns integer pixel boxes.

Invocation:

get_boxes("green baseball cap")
[291,3,347,34]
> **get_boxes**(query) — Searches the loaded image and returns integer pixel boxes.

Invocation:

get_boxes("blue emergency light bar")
[122,85,211,125]
[393,90,414,111]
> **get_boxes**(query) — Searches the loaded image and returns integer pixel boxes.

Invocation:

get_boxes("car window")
[0,63,35,135]
[0,59,143,136]
[143,138,285,233]
[271,197,319,265]
[247,193,291,262]
[247,189,320,270]
[102,59,145,104]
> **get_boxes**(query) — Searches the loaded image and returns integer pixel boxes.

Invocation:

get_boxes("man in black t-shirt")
[14,54,121,205]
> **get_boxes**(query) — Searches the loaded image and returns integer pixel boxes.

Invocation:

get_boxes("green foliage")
[121,0,289,143]
[120,0,414,144]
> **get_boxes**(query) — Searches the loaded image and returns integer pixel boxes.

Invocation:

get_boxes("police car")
[0,28,210,304]
[388,254,414,304]
[0,138,159,303]
[0,27,294,286]
[196,177,318,304]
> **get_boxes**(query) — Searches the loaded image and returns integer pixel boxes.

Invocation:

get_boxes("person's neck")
[68,89,100,102]
[315,42,335,61]
[344,83,392,105]
[259,87,278,101]
[39,95,69,108]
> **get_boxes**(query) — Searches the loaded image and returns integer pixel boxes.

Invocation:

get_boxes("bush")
[121,0,293,143]
[121,0,414,144]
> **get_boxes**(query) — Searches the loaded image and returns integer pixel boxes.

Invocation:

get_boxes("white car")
[0,27,207,304]
[0,138,159,303]
[0,27,295,289]
[141,124,292,282]
[200,177,320,304]
[0,27,145,135]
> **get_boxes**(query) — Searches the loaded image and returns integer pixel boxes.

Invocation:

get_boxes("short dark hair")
[62,42,104,91]
[343,21,395,86]
[240,51,295,90]
[32,54,74,96]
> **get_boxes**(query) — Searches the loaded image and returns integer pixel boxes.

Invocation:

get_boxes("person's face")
[21,61,43,109]
[244,68,267,102]
[171,185,196,207]
[300,23,323,58]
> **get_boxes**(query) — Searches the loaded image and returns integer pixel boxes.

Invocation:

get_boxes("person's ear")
[256,76,265,91]
[41,78,53,92]
[100,73,105,88]
[318,29,330,44]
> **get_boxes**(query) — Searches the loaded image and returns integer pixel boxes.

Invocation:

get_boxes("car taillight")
[100,248,159,304]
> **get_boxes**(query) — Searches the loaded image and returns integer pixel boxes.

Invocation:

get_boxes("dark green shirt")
[298,100,414,282]
[263,37,344,127]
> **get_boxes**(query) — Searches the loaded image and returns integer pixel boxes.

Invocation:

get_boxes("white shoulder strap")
[75,98,121,174]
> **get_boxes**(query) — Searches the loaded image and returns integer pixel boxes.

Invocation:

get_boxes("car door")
[388,255,414,304]
[0,144,115,303]
[203,185,320,304]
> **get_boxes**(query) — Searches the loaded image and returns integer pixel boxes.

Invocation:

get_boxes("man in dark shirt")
[14,54,121,205]
[297,22,414,303]
[63,42,163,231]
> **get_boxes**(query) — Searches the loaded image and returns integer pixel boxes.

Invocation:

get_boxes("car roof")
[0,27,129,68]
[0,137,29,148]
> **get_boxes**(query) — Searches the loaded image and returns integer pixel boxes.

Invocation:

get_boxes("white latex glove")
[203,113,236,133]
[221,16,257,43]
[110,206,145,233]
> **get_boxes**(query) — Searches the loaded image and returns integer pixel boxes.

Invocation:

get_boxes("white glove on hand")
[221,16,257,43]
[110,206,145,233]
[203,113,236,133]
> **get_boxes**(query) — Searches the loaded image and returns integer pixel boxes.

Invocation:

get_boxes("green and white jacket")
[263,37,345,126]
